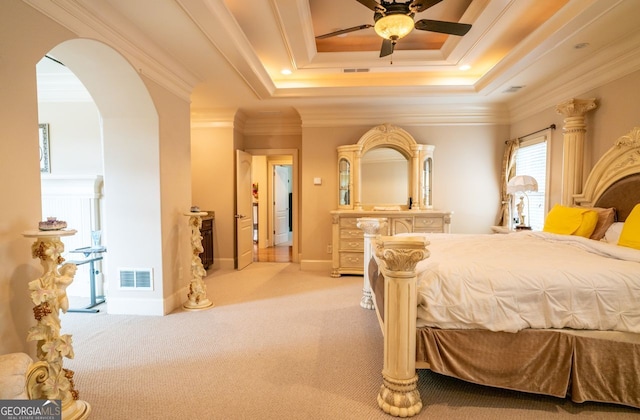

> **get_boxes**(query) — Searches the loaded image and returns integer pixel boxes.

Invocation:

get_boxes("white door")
[236,150,253,270]
[273,165,290,245]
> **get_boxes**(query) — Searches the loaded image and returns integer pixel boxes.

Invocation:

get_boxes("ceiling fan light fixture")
[374,14,415,41]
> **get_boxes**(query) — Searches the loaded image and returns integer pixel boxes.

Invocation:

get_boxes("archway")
[43,39,164,315]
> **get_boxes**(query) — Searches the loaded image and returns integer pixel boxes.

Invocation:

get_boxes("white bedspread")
[412,231,640,333]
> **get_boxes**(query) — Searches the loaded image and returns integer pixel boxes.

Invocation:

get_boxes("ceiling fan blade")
[410,0,443,13]
[316,24,373,39]
[379,39,394,57]
[414,19,472,36]
[356,0,380,12]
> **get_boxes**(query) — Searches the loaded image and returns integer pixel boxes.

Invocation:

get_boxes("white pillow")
[603,222,625,244]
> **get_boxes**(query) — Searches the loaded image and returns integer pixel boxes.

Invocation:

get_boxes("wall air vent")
[503,85,525,93]
[343,68,370,73]
[119,268,153,290]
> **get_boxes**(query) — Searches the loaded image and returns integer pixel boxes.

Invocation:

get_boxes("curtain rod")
[506,124,556,144]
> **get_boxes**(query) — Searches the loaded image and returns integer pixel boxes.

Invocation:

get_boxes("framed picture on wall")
[39,123,50,173]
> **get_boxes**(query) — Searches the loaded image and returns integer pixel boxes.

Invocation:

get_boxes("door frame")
[247,148,299,263]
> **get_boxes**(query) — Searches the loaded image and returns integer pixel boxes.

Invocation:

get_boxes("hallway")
[253,241,292,263]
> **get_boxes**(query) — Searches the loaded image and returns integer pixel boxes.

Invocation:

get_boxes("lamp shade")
[374,14,415,40]
[507,175,538,194]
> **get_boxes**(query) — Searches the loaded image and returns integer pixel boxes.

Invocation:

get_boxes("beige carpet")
[61,263,639,419]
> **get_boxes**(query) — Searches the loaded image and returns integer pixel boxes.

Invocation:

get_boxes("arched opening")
[38,39,164,315]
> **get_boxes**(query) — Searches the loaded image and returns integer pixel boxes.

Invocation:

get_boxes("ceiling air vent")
[503,85,525,93]
[119,268,153,290]
[343,68,370,73]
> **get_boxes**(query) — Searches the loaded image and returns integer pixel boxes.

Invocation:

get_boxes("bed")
[363,126,640,417]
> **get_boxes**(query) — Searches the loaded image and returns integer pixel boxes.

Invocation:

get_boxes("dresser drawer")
[340,238,364,251]
[340,252,364,268]
[414,217,443,231]
[340,217,359,229]
[340,228,362,239]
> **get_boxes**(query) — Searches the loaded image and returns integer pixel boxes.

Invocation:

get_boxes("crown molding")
[24,0,198,102]
[297,103,510,127]
[190,108,237,129]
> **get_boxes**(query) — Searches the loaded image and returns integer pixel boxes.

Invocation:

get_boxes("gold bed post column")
[356,217,387,310]
[374,235,430,417]
[556,98,597,206]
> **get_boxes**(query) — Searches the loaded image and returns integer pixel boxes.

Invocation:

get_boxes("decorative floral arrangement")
[252,183,259,200]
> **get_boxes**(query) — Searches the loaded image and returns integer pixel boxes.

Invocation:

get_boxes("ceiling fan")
[315,0,472,57]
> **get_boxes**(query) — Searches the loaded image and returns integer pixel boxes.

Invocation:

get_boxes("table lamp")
[507,175,538,229]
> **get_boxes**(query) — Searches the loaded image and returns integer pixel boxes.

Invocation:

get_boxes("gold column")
[555,98,597,205]
[374,235,430,417]
[356,217,387,310]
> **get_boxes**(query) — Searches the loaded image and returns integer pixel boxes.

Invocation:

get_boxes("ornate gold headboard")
[574,127,640,221]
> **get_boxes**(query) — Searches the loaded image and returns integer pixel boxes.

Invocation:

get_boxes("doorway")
[246,150,298,264]
[273,164,292,246]
[38,39,166,316]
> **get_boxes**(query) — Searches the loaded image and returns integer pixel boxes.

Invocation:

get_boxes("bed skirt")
[416,326,640,409]
[369,259,640,409]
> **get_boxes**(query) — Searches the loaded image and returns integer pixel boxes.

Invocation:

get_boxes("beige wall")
[148,79,193,312]
[191,125,236,269]
[0,1,76,356]
[38,102,103,174]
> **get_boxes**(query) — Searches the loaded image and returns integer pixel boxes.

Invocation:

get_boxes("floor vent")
[119,268,153,290]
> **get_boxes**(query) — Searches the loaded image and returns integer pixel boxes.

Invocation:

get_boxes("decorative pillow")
[587,207,616,240]
[603,222,625,244]
[543,204,599,238]
[618,204,640,250]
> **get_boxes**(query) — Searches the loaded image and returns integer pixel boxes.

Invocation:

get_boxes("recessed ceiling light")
[459,64,471,71]
[281,69,292,75]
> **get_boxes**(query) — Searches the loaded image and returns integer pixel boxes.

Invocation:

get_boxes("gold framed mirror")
[337,123,434,210]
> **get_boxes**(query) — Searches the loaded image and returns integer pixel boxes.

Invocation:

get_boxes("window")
[514,135,548,231]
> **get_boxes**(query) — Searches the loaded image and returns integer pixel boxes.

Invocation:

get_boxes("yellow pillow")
[618,204,640,250]
[543,205,599,238]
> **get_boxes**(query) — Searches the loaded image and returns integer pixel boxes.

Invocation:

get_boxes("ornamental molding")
[615,127,640,148]
[374,236,429,273]
[555,98,597,118]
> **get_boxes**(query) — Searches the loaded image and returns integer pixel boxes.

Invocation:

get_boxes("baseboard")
[165,285,189,314]
[106,296,166,316]
[211,258,234,270]
[300,259,332,273]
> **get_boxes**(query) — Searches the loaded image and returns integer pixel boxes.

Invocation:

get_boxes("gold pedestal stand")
[22,229,91,420]
[183,212,214,310]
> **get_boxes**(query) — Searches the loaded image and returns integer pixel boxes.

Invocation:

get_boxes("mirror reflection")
[361,147,409,205]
